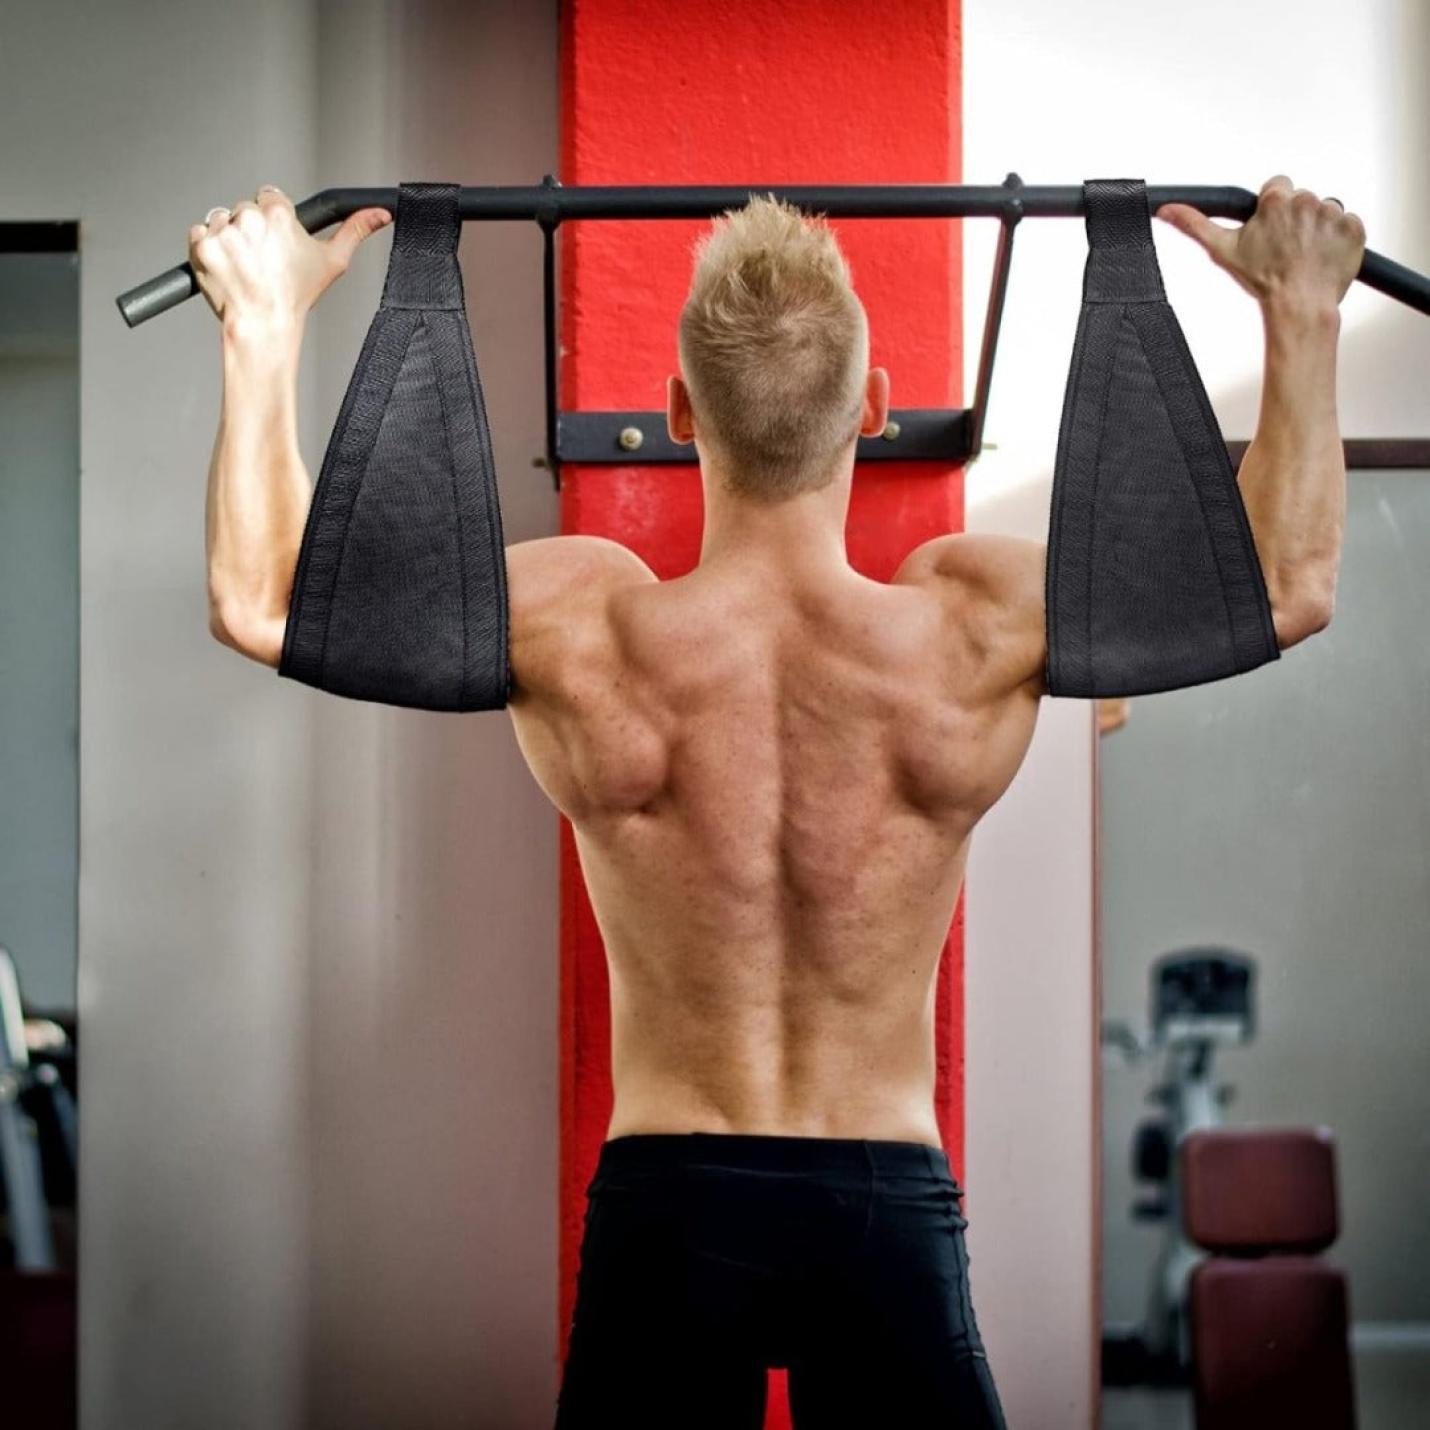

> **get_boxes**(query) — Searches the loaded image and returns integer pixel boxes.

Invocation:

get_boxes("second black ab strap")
[1044,178,1281,698]
[278,180,511,712]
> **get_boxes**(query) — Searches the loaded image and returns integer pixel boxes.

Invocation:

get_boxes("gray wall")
[965,698,1098,1427]
[1,2,561,1425]
[305,5,562,1426]
[1074,0,1430,1342]
[1100,466,1430,1327]
[963,0,1430,1416]
[0,253,79,1014]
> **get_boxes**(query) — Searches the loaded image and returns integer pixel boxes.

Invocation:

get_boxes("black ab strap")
[1044,178,1281,698]
[278,181,511,712]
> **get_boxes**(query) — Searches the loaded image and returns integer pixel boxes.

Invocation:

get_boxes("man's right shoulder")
[891,533,1048,698]
[891,532,1042,595]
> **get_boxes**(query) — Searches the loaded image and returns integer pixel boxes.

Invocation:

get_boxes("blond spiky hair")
[677,193,869,500]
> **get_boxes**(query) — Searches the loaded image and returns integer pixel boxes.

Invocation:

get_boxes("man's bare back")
[506,533,1047,1148]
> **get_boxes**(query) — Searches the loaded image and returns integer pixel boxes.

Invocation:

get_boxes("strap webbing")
[1044,178,1280,698]
[278,181,510,712]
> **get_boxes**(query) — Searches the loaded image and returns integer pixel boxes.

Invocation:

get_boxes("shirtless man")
[191,175,1363,1427]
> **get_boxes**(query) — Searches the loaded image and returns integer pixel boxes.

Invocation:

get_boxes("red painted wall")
[557,2,963,1420]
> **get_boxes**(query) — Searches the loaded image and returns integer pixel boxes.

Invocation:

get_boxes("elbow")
[208,595,284,667]
[208,596,240,650]
[1272,579,1337,650]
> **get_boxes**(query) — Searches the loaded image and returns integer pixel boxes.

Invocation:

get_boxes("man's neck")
[697,466,854,576]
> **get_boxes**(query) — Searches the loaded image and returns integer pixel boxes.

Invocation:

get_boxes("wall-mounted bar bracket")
[539,172,1028,483]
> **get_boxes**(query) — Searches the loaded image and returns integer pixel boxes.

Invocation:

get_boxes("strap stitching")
[316,311,421,682]
[454,314,511,703]
[426,313,472,704]
[1132,303,1241,665]
[1045,291,1096,690]
[1084,307,1122,696]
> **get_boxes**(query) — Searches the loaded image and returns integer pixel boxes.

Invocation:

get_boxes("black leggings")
[554,1132,1007,1428]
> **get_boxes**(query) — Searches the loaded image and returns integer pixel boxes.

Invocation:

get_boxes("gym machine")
[1102,947,1257,1383]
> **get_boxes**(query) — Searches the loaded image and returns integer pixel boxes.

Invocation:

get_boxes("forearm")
[1237,296,1345,632]
[206,315,311,660]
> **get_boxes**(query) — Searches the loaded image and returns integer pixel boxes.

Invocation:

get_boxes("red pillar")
[557,3,964,1420]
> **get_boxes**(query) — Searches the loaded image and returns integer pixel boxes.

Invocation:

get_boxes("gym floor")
[1100,1345,1430,1429]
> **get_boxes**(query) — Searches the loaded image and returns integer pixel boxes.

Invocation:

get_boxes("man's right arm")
[1157,174,1367,648]
[1233,293,1345,648]
[899,292,1347,697]
[895,176,1366,705]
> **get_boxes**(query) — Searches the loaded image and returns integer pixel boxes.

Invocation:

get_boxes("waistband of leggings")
[594,1131,952,1181]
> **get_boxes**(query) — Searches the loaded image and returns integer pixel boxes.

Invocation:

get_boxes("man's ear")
[859,366,891,438]
[666,375,696,444]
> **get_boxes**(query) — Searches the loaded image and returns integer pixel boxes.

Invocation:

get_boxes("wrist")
[1259,289,1342,333]
[221,307,306,358]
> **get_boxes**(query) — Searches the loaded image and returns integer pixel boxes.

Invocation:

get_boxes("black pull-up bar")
[115,179,1430,326]
[115,177,1430,477]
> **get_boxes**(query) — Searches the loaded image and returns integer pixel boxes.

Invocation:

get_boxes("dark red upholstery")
[1181,1126,1338,1253]
[1188,1259,1355,1428]
[1180,1128,1355,1430]
[0,1270,77,1429]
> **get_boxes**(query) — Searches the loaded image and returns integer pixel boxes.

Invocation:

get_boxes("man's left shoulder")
[506,536,657,702]
[508,535,657,618]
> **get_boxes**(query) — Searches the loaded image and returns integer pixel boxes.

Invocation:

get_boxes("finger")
[187,222,215,269]
[204,205,232,234]
[231,198,264,233]
[324,206,394,269]
[1323,195,1344,211]
[1260,174,1294,200]
[1153,203,1236,262]
[256,183,293,211]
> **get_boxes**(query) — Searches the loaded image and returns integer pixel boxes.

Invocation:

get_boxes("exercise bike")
[1101,947,1257,1385]
[0,946,78,1272]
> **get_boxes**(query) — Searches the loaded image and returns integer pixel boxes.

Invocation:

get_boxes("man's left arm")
[208,339,656,684]
[195,188,657,685]
[192,185,392,665]
[204,313,309,665]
